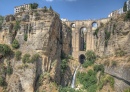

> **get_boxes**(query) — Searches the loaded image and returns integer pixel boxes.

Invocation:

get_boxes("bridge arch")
[79,54,85,64]
[79,27,87,51]
[92,22,98,30]
[70,23,76,28]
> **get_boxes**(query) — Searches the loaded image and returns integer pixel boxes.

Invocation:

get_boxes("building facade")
[127,0,130,11]
[14,4,30,14]
[108,8,123,18]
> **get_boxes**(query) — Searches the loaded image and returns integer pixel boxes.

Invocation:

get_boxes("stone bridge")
[64,18,110,62]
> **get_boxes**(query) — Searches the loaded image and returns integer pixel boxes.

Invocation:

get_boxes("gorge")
[0,3,130,92]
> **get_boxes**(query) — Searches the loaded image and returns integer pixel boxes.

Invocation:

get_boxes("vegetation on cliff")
[30,3,39,9]
[12,39,20,49]
[15,51,22,60]
[0,44,12,57]
[0,15,4,30]
[82,50,96,68]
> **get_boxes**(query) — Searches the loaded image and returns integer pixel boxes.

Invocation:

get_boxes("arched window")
[79,27,87,51]
[92,22,98,29]
[71,23,76,28]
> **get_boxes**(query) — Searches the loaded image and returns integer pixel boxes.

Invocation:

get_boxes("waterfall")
[71,65,80,88]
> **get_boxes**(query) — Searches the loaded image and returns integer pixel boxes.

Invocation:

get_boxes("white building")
[14,4,30,14]
[61,18,68,22]
[127,0,130,11]
[118,8,124,14]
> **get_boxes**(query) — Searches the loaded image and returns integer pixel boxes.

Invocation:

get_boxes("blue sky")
[0,0,126,20]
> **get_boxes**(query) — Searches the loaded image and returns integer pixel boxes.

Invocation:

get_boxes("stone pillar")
[76,32,79,51]
[91,32,94,51]
[87,32,90,50]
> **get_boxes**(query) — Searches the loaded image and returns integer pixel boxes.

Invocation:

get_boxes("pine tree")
[123,2,127,12]
[49,6,53,11]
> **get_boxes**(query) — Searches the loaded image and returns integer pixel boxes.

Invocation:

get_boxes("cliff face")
[95,15,130,56]
[0,9,72,92]
[95,15,130,92]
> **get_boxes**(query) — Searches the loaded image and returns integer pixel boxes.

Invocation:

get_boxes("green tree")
[12,39,20,49]
[43,6,48,12]
[123,2,127,12]
[49,6,53,11]
[30,3,38,9]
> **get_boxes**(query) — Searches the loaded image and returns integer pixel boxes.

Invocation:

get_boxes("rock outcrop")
[0,8,72,92]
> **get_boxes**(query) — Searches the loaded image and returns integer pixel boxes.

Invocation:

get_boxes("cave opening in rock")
[79,54,85,64]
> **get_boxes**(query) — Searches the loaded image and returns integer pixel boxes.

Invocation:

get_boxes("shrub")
[124,10,130,21]
[112,24,116,35]
[0,76,5,86]
[14,21,20,31]
[77,70,97,91]
[59,87,78,92]
[6,66,13,75]
[22,54,30,63]
[12,39,20,49]
[0,44,12,57]
[98,81,104,90]
[115,49,126,57]
[82,60,94,68]
[124,88,130,92]
[108,76,115,89]
[111,61,117,67]
[87,85,97,92]
[61,59,68,74]
[30,54,39,63]
[67,55,73,60]
[24,34,28,41]
[15,51,22,60]
[105,30,111,47]
[94,64,104,74]
[93,28,99,38]
[0,15,4,30]
[85,50,96,62]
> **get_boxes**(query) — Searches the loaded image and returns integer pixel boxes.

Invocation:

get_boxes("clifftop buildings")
[14,4,30,14]
[108,0,130,17]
